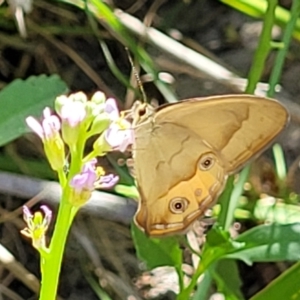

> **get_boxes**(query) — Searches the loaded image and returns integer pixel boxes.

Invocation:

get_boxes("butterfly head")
[131,101,156,126]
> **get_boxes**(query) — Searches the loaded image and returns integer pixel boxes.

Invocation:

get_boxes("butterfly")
[131,94,289,236]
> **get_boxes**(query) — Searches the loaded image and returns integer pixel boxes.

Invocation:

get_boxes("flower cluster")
[22,91,133,244]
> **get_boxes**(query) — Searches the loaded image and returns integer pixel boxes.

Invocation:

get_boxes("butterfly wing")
[155,95,289,173]
[133,95,289,236]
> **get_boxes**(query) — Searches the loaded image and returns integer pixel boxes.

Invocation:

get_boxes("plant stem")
[245,0,278,94]
[177,262,206,300]
[39,197,77,300]
[268,0,300,97]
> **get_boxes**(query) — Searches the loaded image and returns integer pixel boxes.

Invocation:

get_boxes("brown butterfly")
[132,95,289,236]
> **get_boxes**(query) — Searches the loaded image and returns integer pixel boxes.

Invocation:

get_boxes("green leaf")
[131,222,182,269]
[217,175,234,226]
[190,229,244,300]
[218,167,250,230]
[206,226,231,247]
[220,0,267,18]
[0,152,54,179]
[0,75,68,146]
[192,270,213,300]
[201,226,245,268]
[273,143,287,180]
[225,223,300,264]
[214,260,244,300]
[179,228,244,300]
[220,0,300,40]
[114,184,139,199]
[250,261,300,300]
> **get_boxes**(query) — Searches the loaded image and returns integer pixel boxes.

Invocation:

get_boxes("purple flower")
[105,98,120,121]
[26,107,61,141]
[69,159,119,206]
[96,173,119,189]
[26,107,65,171]
[70,159,98,193]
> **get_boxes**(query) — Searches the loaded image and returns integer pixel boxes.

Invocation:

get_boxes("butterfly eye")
[199,153,215,171]
[138,105,147,117]
[169,197,189,214]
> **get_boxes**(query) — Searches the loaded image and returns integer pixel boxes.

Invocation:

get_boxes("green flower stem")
[57,169,66,187]
[83,151,98,163]
[177,262,206,300]
[39,195,78,300]
[69,140,85,178]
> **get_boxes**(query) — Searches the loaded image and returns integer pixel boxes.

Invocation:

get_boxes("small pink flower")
[70,159,119,206]
[60,101,86,127]
[104,123,134,152]
[103,98,134,152]
[26,107,60,141]
[26,107,65,171]
[69,159,119,206]
[105,98,120,121]
[70,159,98,193]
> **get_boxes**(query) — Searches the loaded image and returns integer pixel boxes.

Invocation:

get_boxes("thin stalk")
[245,0,278,94]
[39,197,77,300]
[268,0,300,97]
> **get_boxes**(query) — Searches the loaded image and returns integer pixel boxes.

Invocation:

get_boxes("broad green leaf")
[250,261,300,300]
[225,223,300,264]
[0,75,68,146]
[0,152,54,179]
[131,222,182,269]
[214,260,244,300]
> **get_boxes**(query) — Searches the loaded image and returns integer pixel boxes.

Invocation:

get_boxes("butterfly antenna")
[126,48,147,104]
